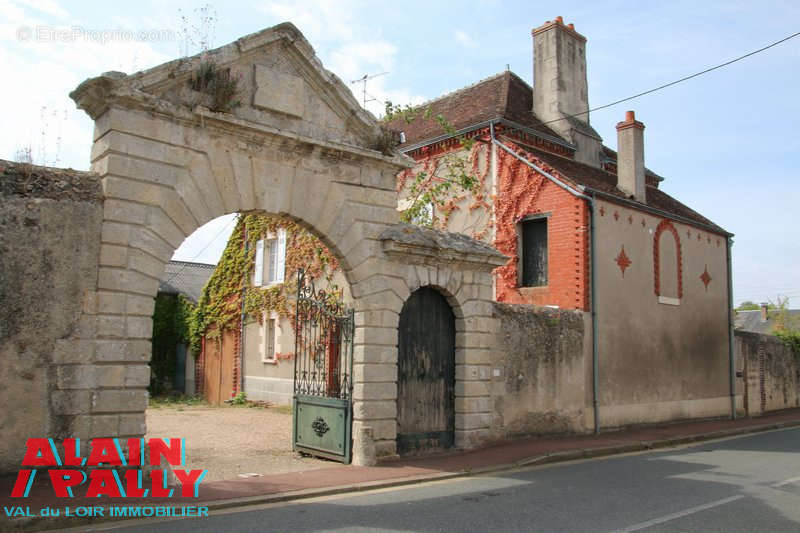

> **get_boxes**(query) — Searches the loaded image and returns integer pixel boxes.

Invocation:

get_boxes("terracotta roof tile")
[517,146,728,234]
[384,71,564,147]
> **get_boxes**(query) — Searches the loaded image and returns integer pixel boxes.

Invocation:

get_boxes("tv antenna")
[350,72,388,108]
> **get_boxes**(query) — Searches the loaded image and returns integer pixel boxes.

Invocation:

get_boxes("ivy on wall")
[150,293,195,395]
[189,213,341,356]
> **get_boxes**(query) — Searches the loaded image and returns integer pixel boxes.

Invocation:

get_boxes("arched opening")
[396,286,456,454]
[147,211,355,478]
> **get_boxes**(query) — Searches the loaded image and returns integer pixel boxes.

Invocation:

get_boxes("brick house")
[386,17,736,428]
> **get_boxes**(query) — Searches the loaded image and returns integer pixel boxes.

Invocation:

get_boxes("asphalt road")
[92,427,800,532]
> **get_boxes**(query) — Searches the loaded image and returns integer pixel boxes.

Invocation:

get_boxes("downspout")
[239,225,248,395]
[589,195,600,433]
[489,125,600,433]
[727,236,736,419]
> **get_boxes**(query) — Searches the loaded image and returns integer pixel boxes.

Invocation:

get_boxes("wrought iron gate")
[292,269,354,463]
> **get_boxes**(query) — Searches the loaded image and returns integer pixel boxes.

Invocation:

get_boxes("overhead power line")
[161,214,237,288]
[538,30,800,127]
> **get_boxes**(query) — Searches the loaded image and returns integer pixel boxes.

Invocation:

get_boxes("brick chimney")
[760,303,769,322]
[532,16,603,167]
[615,110,646,203]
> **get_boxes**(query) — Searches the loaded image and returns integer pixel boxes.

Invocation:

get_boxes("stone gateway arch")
[0,23,504,470]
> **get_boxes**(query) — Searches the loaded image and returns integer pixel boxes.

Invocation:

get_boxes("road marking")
[773,476,800,488]
[611,495,745,533]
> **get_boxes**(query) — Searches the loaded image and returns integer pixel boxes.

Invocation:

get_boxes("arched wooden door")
[397,287,455,454]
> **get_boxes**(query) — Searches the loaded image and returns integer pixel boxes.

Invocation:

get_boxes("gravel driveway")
[146,405,334,482]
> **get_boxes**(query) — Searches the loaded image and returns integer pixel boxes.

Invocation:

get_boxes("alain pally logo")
[5,438,209,520]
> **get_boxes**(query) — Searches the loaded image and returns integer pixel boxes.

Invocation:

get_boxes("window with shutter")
[254,239,265,286]
[276,228,286,282]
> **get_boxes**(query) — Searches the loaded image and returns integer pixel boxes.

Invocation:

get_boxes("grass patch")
[149,393,208,409]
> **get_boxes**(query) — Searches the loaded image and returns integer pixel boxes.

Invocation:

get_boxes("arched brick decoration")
[653,219,683,298]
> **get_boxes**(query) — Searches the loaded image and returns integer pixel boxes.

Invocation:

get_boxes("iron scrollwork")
[293,268,354,400]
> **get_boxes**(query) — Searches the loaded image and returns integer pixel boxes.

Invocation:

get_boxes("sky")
[1,0,798,307]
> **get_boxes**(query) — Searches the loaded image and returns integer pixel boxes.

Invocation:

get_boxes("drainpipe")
[727,236,736,419]
[589,196,600,433]
[489,124,600,433]
[239,225,248,395]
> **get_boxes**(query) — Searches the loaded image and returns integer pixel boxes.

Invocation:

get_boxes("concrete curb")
[12,418,800,532]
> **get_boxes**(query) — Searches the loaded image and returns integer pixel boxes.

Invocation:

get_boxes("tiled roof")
[384,71,565,148]
[158,260,216,303]
[734,309,800,334]
[504,143,729,234]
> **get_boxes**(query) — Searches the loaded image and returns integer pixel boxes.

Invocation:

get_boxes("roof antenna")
[350,72,389,108]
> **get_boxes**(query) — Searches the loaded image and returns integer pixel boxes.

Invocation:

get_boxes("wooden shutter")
[254,239,264,286]
[276,228,286,283]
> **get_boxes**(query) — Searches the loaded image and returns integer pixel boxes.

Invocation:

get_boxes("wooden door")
[202,329,235,405]
[203,334,222,404]
[397,287,455,454]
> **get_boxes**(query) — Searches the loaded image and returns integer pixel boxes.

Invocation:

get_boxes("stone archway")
[27,23,508,465]
[58,23,408,458]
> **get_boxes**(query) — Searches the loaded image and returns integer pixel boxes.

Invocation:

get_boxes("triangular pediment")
[72,23,383,152]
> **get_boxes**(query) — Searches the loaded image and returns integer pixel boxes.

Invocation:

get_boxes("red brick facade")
[493,145,591,311]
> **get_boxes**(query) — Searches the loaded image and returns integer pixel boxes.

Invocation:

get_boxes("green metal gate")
[292,269,354,463]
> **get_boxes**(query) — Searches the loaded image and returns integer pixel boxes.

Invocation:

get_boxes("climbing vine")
[384,102,483,226]
[150,293,195,395]
[189,213,341,356]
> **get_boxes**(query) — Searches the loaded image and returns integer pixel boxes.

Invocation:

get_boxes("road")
[89,427,800,532]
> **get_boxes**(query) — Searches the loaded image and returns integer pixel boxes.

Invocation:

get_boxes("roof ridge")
[167,260,217,268]
[408,70,513,111]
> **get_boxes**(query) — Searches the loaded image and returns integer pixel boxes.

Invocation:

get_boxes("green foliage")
[737,301,762,311]
[150,293,195,395]
[190,58,242,113]
[384,101,480,226]
[230,391,248,405]
[188,213,342,357]
[149,392,207,409]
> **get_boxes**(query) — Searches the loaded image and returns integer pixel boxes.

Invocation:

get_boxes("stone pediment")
[71,23,386,154]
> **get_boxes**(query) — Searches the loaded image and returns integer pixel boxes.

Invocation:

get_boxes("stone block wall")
[0,161,103,473]
[735,330,799,416]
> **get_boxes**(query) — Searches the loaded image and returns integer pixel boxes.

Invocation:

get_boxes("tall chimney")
[532,17,602,167]
[760,303,769,322]
[615,110,646,203]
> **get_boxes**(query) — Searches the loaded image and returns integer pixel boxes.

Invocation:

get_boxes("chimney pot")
[568,23,575,30]
[556,16,564,24]
[616,111,646,203]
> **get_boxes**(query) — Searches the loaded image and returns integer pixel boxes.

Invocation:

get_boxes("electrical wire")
[160,213,237,288]
[537,30,800,127]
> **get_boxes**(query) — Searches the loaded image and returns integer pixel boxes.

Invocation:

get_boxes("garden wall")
[0,160,103,472]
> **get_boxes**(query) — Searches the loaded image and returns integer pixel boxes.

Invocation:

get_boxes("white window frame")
[253,229,287,287]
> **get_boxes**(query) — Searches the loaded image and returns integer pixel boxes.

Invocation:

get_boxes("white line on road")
[611,495,745,533]
[773,476,800,488]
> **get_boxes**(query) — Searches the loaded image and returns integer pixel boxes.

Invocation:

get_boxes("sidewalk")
[3,408,800,531]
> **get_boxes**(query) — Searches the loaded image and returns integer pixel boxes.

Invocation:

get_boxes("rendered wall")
[0,162,103,473]
[594,197,732,427]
